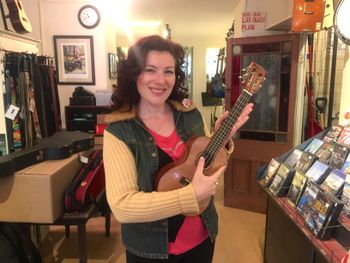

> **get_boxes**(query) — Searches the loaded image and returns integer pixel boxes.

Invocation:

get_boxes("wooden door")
[224,34,300,213]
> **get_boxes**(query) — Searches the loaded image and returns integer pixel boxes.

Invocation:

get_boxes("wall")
[339,46,350,125]
[312,30,348,127]
[39,0,116,128]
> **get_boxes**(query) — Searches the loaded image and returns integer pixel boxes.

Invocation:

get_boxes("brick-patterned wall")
[311,29,347,127]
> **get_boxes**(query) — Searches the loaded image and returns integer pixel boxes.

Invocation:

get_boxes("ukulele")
[155,61,266,215]
[5,0,32,34]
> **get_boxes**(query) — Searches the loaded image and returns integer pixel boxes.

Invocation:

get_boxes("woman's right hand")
[191,157,226,202]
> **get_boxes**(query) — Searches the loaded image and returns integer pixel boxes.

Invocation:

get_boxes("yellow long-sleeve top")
[103,101,234,224]
[104,130,200,223]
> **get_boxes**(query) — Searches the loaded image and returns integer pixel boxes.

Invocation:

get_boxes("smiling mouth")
[150,87,166,94]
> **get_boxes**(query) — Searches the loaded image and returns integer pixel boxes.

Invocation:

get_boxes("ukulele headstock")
[240,61,266,95]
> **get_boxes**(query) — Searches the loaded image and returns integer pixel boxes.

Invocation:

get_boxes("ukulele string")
[203,91,251,166]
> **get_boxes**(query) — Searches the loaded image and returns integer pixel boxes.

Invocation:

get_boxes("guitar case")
[0,131,94,178]
[39,131,94,159]
[64,150,105,212]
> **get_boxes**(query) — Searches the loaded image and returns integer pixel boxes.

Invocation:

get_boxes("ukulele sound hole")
[195,152,213,171]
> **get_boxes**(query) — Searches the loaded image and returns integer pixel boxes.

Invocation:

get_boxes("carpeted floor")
[39,177,266,262]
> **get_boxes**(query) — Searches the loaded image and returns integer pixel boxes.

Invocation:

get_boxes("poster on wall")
[53,35,95,85]
[241,11,267,37]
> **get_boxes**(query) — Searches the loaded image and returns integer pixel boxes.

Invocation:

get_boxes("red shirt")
[148,128,209,255]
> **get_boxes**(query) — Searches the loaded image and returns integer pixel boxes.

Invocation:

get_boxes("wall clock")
[78,4,101,29]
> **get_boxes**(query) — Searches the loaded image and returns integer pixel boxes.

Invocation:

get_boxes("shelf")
[265,16,292,32]
[0,29,40,45]
[262,184,348,263]
[65,105,112,134]
[338,213,350,232]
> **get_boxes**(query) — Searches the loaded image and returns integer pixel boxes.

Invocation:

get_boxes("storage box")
[0,153,84,223]
[95,89,113,106]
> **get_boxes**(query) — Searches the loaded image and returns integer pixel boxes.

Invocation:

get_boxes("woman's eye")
[144,68,155,73]
[165,70,174,75]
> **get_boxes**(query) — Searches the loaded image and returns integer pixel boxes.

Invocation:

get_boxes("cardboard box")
[0,153,84,223]
[95,89,113,106]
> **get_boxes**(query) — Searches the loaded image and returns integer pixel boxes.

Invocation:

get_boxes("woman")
[103,35,253,262]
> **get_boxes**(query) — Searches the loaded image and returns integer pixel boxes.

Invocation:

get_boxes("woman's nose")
[154,71,166,83]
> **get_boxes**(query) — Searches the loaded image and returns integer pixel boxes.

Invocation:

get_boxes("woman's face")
[136,50,176,106]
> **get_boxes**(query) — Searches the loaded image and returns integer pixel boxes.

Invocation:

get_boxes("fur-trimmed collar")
[104,99,197,123]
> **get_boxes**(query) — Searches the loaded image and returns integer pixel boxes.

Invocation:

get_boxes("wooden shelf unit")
[65,105,112,134]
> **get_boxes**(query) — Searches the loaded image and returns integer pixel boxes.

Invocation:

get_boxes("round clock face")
[78,5,100,29]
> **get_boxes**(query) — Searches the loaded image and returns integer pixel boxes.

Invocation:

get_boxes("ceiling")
[114,0,240,40]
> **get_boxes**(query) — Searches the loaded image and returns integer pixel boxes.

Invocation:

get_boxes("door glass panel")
[242,54,280,132]
[230,41,292,142]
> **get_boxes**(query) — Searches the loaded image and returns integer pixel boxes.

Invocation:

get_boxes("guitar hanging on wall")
[208,48,226,99]
[291,0,324,32]
[4,0,32,34]
[155,61,266,215]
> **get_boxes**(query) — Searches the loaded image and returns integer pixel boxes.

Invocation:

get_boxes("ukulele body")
[154,136,228,215]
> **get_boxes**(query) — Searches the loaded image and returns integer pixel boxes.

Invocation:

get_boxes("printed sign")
[242,11,267,37]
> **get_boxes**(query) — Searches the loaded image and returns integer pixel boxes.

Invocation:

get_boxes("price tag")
[5,105,20,121]
[79,154,89,164]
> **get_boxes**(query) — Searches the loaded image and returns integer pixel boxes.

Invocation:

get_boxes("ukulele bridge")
[180,177,191,186]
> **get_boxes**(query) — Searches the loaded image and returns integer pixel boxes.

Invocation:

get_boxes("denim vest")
[106,106,218,259]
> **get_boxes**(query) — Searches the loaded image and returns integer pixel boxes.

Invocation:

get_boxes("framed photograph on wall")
[53,35,95,85]
[108,53,116,79]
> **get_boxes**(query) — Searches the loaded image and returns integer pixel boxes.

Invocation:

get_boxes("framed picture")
[108,53,116,79]
[53,35,95,85]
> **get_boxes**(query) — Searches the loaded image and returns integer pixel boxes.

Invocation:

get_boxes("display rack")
[258,127,350,263]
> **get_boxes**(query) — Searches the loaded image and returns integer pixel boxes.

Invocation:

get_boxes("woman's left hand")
[214,103,253,138]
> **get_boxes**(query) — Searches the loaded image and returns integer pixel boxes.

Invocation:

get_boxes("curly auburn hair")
[110,35,188,111]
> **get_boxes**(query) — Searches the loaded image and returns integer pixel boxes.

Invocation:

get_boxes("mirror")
[334,0,350,45]
[183,46,193,99]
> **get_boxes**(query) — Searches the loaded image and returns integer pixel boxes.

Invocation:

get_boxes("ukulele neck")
[202,89,252,167]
